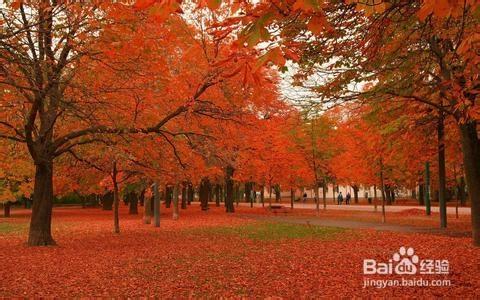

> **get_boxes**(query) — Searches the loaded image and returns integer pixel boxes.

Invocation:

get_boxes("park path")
[237,214,471,238]
[238,202,471,215]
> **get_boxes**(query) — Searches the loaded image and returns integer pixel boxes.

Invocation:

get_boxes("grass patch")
[0,222,28,234]
[189,222,346,241]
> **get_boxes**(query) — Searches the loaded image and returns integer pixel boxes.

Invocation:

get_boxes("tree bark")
[385,185,392,205]
[274,184,281,203]
[139,189,145,207]
[187,184,194,205]
[352,185,359,204]
[102,192,114,210]
[438,113,447,228]
[3,202,11,217]
[81,194,86,209]
[459,121,480,246]
[322,179,327,210]
[153,182,160,227]
[268,184,272,208]
[200,177,210,211]
[112,162,120,234]
[181,184,187,209]
[290,188,294,209]
[234,184,240,207]
[144,192,151,224]
[28,161,56,246]
[458,177,466,206]
[225,166,235,213]
[418,183,425,205]
[332,184,336,204]
[172,184,179,220]
[425,162,431,216]
[128,192,138,215]
[215,184,221,207]
[260,185,265,207]
[165,186,172,208]
[245,182,251,206]
[380,161,386,223]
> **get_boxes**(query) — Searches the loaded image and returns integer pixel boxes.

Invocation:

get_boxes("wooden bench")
[269,205,289,215]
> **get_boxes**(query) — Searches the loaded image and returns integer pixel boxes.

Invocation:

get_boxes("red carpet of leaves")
[1,205,479,298]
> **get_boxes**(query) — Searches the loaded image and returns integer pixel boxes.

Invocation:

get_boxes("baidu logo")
[363,246,448,275]
[393,246,419,274]
[362,247,451,288]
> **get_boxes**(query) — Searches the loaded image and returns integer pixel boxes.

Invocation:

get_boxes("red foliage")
[0,206,479,297]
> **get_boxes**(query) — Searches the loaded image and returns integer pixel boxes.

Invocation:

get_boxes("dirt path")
[238,214,471,238]
[237,202,471,215]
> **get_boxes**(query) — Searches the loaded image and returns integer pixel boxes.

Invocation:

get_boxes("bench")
[269,205,289,215]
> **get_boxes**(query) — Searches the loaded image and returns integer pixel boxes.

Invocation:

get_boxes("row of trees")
[213,0,479,244]
[1,0,478,246]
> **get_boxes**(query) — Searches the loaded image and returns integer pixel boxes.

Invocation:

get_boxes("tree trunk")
[245,182,251,206]
[151,193,155,212]
[3,202,11,217]
[418,183,425,205]
[215,184,221,207]
[322,179,327,210]
[225,166,235,213]
[139,189,145,207]
[385,185,392,205]
[165,186,172,208]
[153,182,160,227]
[81,194,86,208]
[290,188,294,209]
[128,192,138,215]
[459,121,480,246]
[144,192,151,224]
[332,184,336,204]
[28,161,56,246]
[172,184,179,220]
[200,178,209,211]
[274,184,281,203]
[112,163,120,234]
[425,162,431,216]
[268,184,272,208]
[438,113,447,229]
[181,184,187,209]
[380,161,386,223]
[314,182,320,213]
[241,187,246,203]
[234,184,240,207]
[260,185,265,207]
[251,183,256,206]
[187,184,193,205]
[458,177,466,206]
[352,185,359,204]
[102,192,113,210]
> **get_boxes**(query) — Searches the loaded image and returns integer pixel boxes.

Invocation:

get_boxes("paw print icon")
[393,247,419,275]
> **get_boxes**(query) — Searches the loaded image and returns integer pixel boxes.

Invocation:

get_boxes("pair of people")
[337,192,351,205]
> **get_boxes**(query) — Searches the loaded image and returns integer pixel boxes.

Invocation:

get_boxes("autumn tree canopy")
[0,0,479,247]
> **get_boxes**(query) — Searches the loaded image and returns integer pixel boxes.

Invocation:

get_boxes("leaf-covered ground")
[0,205,479,298]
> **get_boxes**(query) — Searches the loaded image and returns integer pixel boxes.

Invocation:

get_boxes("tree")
[0,1,270,245]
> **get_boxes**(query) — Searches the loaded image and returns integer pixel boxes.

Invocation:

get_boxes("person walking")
[337,192,343,205]
[346,192,351,205]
